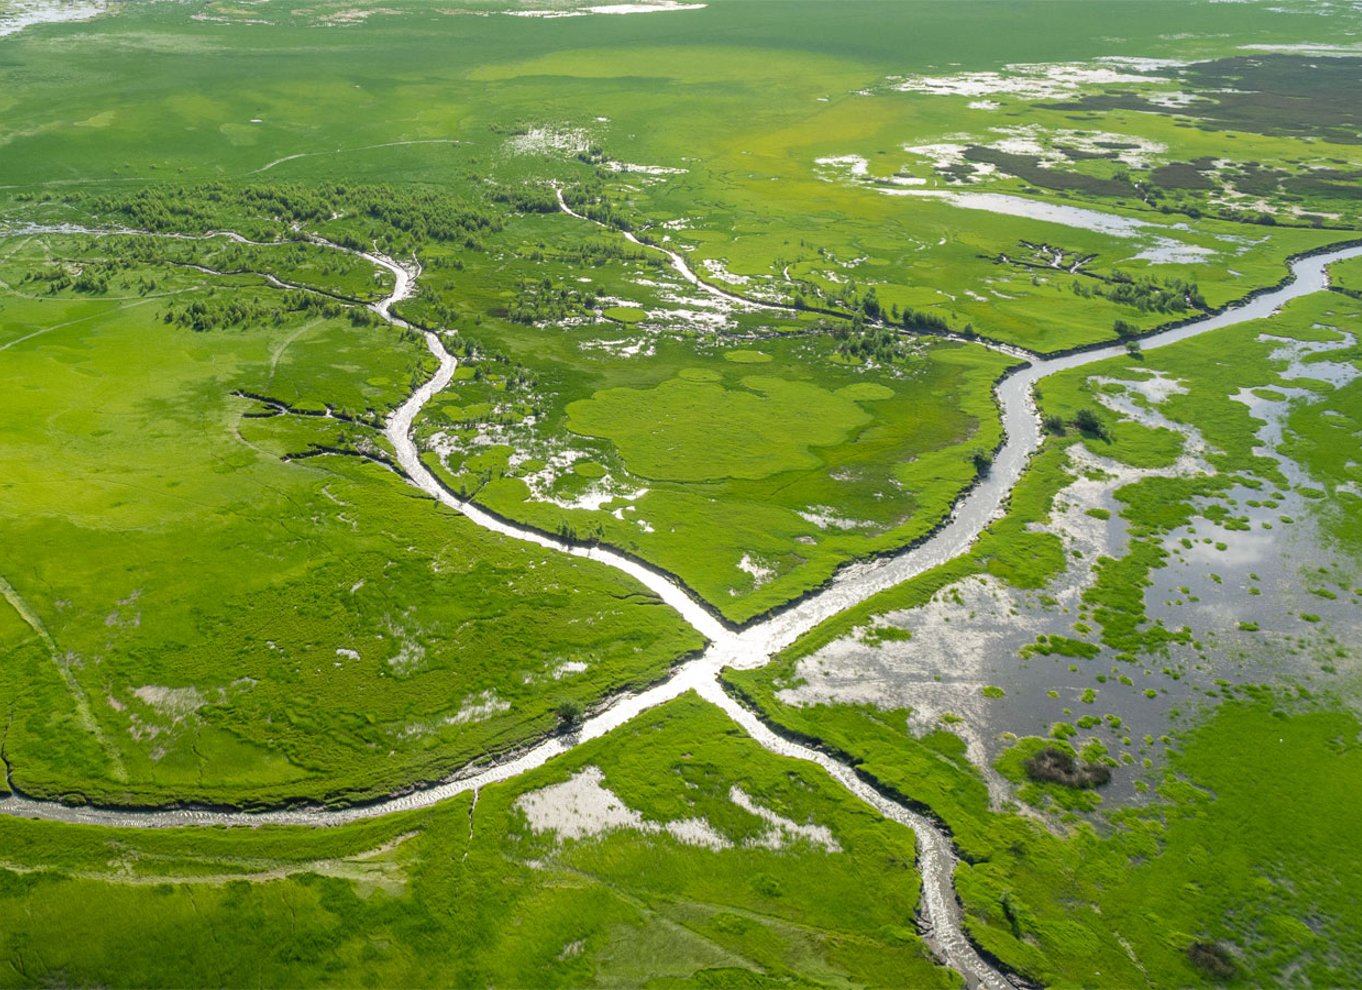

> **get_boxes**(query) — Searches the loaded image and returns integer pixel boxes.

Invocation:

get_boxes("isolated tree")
[1073,407,1109,440]
[555,699,584,730]
[861,287,881,319]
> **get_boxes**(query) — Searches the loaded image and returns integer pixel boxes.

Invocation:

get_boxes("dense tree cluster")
[1072,407,1110,440]
[896,305,952,333]
[507,276,598,324]
[528,238,656,269]
[828,316,913,365]
[24,263,109,294]
[852,287,953,333]
[560,182,624,228]
[161,288,343,332]
[84,182,501,255]
[574,144,607,166]
[486,184,560,215]
[1072,271,1206,313]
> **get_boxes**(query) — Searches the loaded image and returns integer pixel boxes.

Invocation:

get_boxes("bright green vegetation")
[0,695,956,988]
[427,327,1009,623]
[2,0,1362,985]
[1,0,1356,625]
[0,233,700,807]
[0,2,1351,355]
[1042,291,1362,642]
[737,280,1362,711]
[729,682,1362,986]
[568,375,873,483]
[14,233,393,305]
[1330,254,1362,294]
[957,695,1362,987]
[731,280,1362,985]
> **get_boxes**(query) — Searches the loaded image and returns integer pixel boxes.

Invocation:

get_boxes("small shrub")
[1073,407,1110,440]
[554,700,584,730]
[1187,941,1237,980]
[1023,746,1111,789]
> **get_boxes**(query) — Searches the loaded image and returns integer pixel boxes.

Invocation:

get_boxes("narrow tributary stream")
[4,217,1360,990]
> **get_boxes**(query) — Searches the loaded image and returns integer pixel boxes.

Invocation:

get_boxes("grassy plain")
[1,0,1357,627]
[1332,254,1362,296]
[0,1,1353,357]
[0,695,955,988]
[1,0,1361,986]
[0,234,701,806]
[420,318,1010,623]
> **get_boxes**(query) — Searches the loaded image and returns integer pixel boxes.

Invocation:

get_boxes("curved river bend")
[3,218,1359,990]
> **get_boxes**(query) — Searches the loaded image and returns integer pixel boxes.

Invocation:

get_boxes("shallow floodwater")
[878,189,1159,238]
[877,188,1228,264]
[0,0,107,38]
[779,290,1362,805]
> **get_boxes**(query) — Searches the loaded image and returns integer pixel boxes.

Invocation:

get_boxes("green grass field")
[1,0,1361,985]
[421,322,1011,623]
[0,232,701,807]
[0,695,956,988]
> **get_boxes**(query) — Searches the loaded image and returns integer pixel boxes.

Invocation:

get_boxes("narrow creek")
[4,218,1360,990]
[553,185,1036,363]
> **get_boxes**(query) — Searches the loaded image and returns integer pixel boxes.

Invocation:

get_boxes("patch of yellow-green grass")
[566,374,874,483]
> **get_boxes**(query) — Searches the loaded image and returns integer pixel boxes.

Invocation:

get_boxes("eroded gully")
[4,218,1360,990]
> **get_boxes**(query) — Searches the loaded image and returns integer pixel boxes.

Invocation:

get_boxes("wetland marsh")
[1,1,1360,986]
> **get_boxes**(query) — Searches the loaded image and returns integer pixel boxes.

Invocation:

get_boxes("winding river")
[4,215,1360,990]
